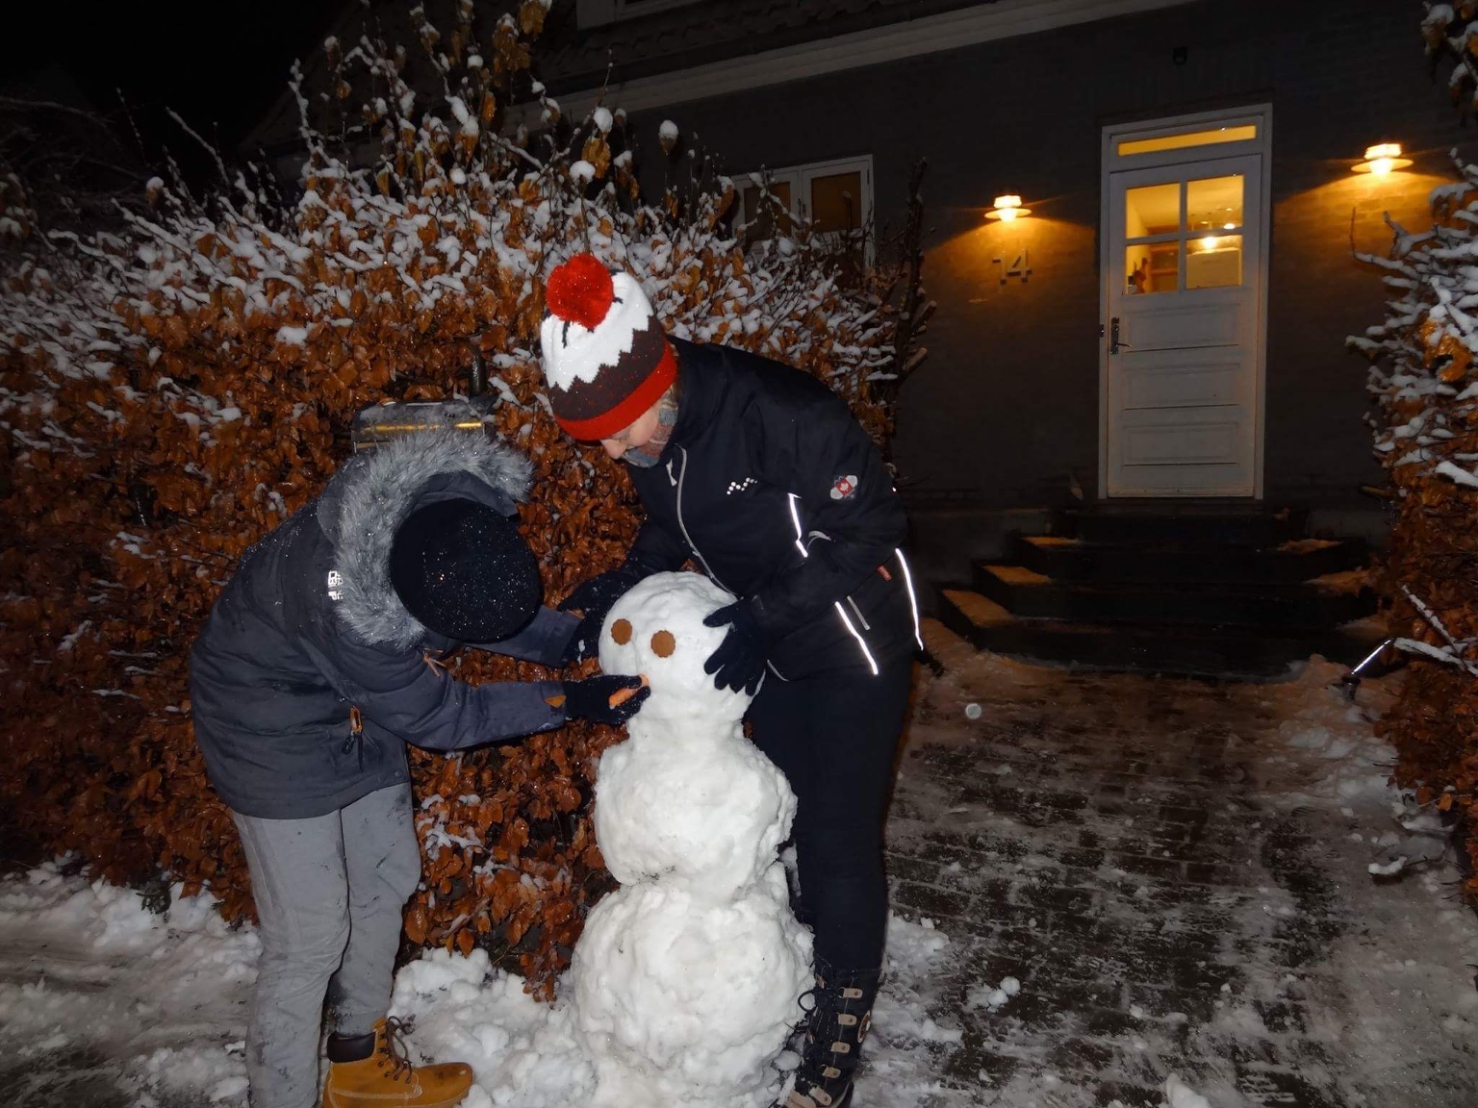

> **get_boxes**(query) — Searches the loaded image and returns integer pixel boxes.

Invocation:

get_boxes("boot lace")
[795,983,820,1020]
[378,1016,417,1084]
[783,983,820,1052]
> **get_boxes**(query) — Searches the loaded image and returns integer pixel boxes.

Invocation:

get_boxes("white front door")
[1103,139,1267,498]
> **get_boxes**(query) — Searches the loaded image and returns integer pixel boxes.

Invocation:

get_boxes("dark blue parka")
[189,430,576,819]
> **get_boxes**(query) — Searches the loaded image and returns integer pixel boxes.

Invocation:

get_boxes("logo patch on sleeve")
[830,474,860,501]
[327,569,344,601]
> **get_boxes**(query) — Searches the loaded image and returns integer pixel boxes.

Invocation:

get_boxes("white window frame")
[577,0,704,28]
[732,155,875,262]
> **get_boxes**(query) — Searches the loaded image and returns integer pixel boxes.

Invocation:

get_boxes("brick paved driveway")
[861,621,1478,1108]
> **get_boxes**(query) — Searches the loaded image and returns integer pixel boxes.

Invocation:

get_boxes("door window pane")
[1187,234,1242,289]
[1118,124,1257,157]
[1187,175,1244,234]
[1125,183,1179,237]
[741,180,793,241]
[809,170,863,234]
[1126,242,1179,295]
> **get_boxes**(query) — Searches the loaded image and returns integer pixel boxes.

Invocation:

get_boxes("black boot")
[777,964,881,1108]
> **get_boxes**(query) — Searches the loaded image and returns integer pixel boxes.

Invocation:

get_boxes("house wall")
[623,0,1466,518]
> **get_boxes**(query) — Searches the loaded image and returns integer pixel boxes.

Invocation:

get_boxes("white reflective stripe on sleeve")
[834,601,880,676]
[895,548,924,650]
[790,491,878,674]
[787,493,808,559]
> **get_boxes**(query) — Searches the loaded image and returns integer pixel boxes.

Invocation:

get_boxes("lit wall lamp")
[1351,143,1413,176]
[986,194,1032,222]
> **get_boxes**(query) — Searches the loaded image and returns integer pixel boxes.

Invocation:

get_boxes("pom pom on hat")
[538,253,678,441]
[546,253,616,330]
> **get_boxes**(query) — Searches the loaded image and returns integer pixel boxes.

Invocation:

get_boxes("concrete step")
[1054,506,1307,547]
[972,563,1377,632]
[937,587,1382,680]
[1015,534,1367,586]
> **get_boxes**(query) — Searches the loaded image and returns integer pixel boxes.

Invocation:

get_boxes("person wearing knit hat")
[539,253,925,1108]
[539,252,678,448]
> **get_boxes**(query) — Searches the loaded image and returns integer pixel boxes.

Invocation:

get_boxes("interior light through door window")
[1118,124,1258,157]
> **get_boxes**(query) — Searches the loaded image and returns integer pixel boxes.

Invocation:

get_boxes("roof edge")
[514,0,1203,123]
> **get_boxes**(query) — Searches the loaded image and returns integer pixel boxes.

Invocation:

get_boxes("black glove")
[558,568,642,663]
[702,601,771,695]
[559,674,650,726]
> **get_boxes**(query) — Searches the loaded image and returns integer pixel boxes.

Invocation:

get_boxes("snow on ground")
[2,618,1476,1107]
[0,867,257,1106]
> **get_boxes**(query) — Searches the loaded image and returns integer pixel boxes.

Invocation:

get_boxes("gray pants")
[233,783,422,1108]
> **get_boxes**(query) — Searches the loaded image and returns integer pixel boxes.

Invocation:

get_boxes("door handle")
[1109,317,1131,355]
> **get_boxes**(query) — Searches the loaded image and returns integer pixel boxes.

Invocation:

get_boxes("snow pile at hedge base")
[389,947,589,1108]
[0,862,956,1108]
[386,912,956,1108]
[0,0,907,993]
[0,860,257,1105]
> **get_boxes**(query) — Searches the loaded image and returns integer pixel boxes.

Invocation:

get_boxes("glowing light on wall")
[1351,143,1412,176]
[986,194,1032,222]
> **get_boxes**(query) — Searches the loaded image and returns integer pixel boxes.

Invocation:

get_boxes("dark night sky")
[4,0,346,168]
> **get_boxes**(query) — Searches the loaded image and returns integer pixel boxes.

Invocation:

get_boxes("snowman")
[570,571,813,1108]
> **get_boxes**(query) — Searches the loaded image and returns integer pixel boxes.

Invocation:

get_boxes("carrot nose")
[607,674,651,708]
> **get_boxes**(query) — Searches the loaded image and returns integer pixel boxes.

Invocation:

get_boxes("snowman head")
[599,572,753,725]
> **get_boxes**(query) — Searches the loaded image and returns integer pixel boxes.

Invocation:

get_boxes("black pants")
[746,656,913,975]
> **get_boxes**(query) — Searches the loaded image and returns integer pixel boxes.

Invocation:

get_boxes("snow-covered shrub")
[0,2,920,992]
[1348,2,1478,891]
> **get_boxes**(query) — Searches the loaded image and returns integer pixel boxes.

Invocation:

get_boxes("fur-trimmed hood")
[316,429,533,649]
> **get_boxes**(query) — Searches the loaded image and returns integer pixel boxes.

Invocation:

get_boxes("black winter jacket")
[623,338,921,681]
[189,430,575,819]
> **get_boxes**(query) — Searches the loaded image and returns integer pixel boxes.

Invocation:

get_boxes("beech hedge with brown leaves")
[0,1,917,994]
[1346,2,1478,893]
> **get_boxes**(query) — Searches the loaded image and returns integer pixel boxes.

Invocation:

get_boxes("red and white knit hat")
[538,254,678,441]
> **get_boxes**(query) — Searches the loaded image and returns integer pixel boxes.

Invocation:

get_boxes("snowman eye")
[611,618,633,645]
[650,630,676,658]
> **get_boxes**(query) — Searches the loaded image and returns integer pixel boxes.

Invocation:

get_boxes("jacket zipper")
[343,706,366,771]
[677,447,788,681]
[676,447,732,593]
[343,705,363,752]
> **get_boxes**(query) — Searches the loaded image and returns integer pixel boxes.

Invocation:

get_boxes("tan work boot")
[322,1017,474,1108]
